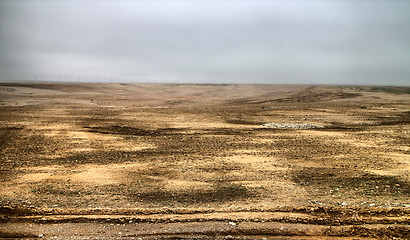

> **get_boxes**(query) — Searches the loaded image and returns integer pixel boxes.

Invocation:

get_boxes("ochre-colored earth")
[0,83,409,239]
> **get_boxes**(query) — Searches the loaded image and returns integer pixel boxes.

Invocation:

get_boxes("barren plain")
[0,83,409,239]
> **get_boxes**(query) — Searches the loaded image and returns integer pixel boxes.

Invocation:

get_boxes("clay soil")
[0,83,409,239]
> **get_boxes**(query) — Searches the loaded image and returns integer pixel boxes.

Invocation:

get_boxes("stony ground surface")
[0,83,409,239]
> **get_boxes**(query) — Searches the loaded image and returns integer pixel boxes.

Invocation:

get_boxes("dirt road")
[0,83,409,239]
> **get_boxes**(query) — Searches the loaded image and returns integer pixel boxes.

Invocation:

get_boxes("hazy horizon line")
[1,79,409,87]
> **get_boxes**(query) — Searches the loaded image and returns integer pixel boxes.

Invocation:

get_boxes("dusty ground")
[0,83,409,239]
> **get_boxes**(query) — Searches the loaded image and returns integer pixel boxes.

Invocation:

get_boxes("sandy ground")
[0,83,409,239]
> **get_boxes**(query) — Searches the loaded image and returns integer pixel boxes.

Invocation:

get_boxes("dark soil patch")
[240,91,361,105]
[369,86,410,94]
[0,230,38,239]
[292,167,409,197]
[225,119,265,125]
[375,111,410,126]
[129,183,252,204]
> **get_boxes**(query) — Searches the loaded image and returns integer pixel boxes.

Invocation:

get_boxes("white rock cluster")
[262,123,323,129]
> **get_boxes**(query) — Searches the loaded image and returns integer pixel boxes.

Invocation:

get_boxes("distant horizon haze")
[1,79,409,88]
[1,0,409,86]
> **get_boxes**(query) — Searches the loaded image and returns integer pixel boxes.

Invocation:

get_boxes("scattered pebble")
[228,222,237,226]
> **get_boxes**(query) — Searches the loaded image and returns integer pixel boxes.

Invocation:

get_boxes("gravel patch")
[262,123,323,129]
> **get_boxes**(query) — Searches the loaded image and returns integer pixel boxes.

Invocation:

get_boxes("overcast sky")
[0,0,409,85]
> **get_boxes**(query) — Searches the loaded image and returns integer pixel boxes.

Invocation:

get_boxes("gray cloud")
[0,0,409,85]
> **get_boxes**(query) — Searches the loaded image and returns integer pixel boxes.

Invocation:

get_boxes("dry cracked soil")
[0,83,409,239]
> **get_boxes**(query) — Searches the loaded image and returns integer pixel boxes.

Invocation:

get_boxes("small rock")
[341,202,347,206]
[38,234,44,238]
[228,222,236,226]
